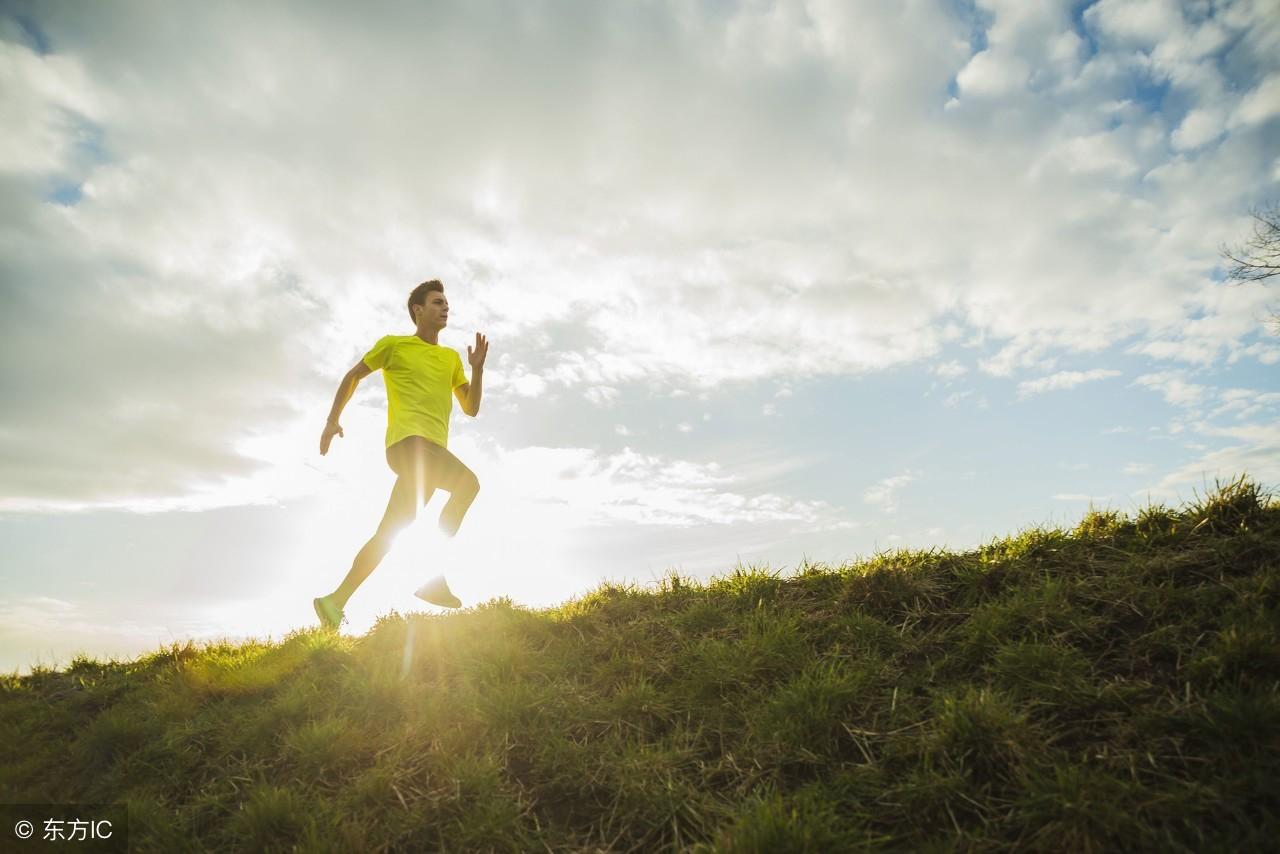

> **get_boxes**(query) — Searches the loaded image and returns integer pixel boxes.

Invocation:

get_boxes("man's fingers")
[319,424,343,456]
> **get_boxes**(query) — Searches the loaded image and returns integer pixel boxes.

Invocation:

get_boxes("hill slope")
[2,477,1278,852]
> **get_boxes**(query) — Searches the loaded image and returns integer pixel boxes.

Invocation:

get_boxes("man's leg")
[433,448,480,538]
[406,445,477,609]
[329,473,429,611]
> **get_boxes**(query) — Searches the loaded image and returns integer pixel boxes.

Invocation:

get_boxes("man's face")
[417,291,449,328]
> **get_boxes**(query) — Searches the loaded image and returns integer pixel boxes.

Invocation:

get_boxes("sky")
[1,0,1278,675]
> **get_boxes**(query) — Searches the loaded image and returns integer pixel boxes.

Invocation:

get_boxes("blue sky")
[1,0,1278,674]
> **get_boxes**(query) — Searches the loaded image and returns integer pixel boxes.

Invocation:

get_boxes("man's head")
[408,280,448,329]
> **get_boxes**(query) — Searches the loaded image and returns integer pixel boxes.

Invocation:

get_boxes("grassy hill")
[2,476,1277,852]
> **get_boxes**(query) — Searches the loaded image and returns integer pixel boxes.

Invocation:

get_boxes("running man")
[313,279,488,630]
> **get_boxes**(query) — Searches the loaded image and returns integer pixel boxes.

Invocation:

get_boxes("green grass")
[2,475,1277,852]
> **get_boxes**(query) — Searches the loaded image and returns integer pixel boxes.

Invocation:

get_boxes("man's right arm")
[320,360,373,455]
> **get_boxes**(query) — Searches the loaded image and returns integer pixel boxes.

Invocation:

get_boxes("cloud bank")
[1,0,1277,509]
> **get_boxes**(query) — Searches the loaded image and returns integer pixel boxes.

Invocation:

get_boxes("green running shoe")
[313,596,345,630]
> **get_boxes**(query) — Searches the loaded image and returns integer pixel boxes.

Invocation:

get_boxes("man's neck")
[414,327,441,344]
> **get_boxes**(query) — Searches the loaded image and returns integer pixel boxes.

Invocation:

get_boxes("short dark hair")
[408,280,444,323]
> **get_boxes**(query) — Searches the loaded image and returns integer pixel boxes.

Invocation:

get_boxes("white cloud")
[1129,280,1278,366]
[956,49,1029,97]
[1142,422,1280,501]
[1228,341,1280,366]
[481,441,840,529]
[1017,368,1121,397]
[1084,0,1184,47]
[1209,388,1280,420]
[978,340,1058,378]
[933,360,968,379]
[0,37,105,173]
[1,0,1277,511]
[1229,73,1280,128]
[508,372,549,398]
[1171,107,1225,151]
[1196,422,1280,443]
[583,385,619,406]
[1133,338,1227,365]
[1030,130,1139,178]
[1132,371,1210,407]
[863,471,917,514]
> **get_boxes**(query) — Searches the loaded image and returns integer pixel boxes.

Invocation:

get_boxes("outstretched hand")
[467,332,489,371]
[320,421,344,455]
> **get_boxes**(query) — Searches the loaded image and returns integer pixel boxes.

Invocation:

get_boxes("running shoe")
[313,595,345,630]
[414,575,463,609]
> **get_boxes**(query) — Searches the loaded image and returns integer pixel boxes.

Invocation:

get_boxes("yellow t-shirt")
[361,335,469,449]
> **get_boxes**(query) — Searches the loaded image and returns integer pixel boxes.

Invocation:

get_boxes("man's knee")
[457,468,480,499]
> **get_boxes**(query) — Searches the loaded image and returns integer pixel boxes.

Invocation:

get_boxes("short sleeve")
[362,335,395,372]
[451,349,468,389]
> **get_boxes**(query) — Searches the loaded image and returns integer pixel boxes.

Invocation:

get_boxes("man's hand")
[467,332,489,371]
[320,421,344,455]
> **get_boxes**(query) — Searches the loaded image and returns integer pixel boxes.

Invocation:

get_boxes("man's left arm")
[455,332,488,416]
[456,370,482,416]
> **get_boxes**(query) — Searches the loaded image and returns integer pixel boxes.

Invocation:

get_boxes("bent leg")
[434,452,480,538]
[331,474,427,609]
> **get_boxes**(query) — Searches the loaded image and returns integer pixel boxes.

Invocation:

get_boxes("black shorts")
[385,435,476,494]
